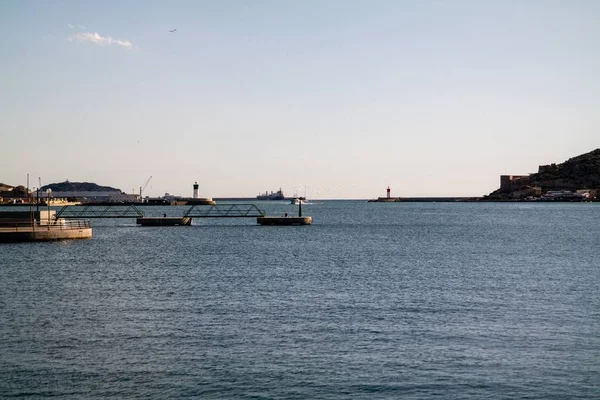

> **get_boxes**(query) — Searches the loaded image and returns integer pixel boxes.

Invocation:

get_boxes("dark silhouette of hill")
[486,148,600,199]
[40,181,121,193]
[529,149,600,190]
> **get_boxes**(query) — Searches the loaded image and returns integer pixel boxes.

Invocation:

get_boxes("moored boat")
[290,198,307,205]
[0,210,92,242]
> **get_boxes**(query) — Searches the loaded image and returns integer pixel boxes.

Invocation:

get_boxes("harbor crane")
[139,176,152,200]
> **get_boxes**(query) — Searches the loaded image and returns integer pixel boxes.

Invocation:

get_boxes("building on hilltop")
[489,148,600,200]
[538,164,559,174]
[499,175,531,193]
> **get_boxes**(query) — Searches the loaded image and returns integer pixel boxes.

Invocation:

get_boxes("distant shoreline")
[214,197,483,202]
[3,197,599,207]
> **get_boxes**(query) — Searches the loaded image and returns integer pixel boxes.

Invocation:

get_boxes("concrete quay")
[368,197,480,202]
[0,226,92,242]
[257,216,313,226]
[368,197,402,202]
[136,217,192,226]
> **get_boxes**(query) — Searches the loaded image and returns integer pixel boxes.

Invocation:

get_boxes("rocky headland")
[484,149,600,200]
[40,181,121,193]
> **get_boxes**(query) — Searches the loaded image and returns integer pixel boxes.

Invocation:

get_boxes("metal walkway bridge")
[184,204,265,218]
[55,203,265,219]
[56,204,144,219]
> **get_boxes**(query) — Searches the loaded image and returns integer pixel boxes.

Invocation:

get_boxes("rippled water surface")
[1,201,599,399]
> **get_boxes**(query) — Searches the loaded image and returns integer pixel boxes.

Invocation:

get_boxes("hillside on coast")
[486,148,600,199]
[40,181,122,193]
[529,149,600,190]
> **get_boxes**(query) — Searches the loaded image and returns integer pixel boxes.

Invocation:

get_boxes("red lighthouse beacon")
[368,186,400,202]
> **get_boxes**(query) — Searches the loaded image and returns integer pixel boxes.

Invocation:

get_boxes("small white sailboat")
[290,186,309,205]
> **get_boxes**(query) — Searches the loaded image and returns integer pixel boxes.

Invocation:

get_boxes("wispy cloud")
[68,31,133,49]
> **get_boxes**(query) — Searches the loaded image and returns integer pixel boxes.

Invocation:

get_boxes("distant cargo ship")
[257,188,285,200]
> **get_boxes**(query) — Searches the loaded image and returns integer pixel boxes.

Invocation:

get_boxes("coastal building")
[499,175,531,193]
[488,148,600,200]
[576,189,597,199]
[539,191,585,201]
[162,192,183,202]
[538,164,558,174]
[145,182,215,205]
[509,186,542,199]
[0,185,32,204]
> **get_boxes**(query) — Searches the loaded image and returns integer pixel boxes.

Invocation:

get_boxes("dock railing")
[56,204,144,219]
[184,204,266,218]
[0,219,91,233]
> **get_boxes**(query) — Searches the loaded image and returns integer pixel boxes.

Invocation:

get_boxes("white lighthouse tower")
[193,182,199,199]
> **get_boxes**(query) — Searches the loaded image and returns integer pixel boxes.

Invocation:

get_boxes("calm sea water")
[1,201,599,399]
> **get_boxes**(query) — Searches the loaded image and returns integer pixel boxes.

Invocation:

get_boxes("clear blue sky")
[1,0,599,198]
